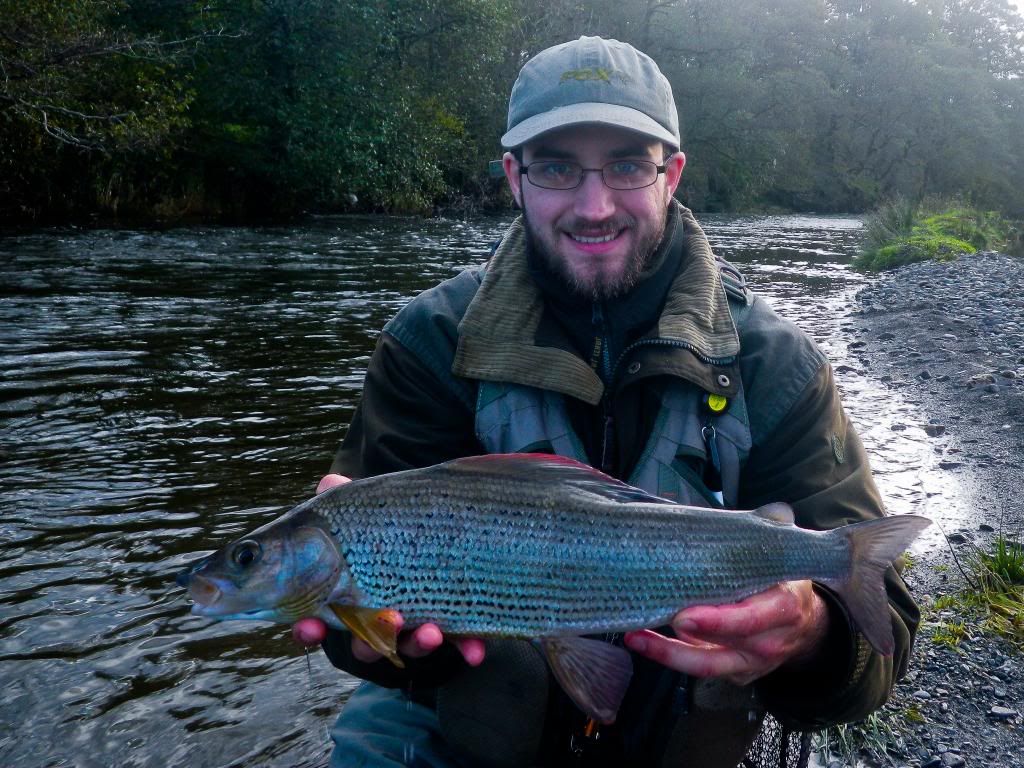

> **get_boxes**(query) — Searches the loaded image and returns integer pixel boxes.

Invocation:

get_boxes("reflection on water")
[0,213,952,766]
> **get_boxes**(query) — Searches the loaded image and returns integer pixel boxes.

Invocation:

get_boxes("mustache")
[562,216,635,234]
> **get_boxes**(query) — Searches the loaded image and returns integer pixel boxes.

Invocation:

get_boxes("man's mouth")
[570,232,619,244]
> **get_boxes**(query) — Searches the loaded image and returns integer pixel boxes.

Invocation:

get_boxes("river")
[0,213,953,767]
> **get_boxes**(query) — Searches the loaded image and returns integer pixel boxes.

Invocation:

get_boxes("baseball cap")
[501,36,680,149]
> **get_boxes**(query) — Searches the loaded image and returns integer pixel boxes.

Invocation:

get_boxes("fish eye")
[231,540,262,568]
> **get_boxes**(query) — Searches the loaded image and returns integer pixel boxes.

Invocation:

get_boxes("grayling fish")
[179,453,929,723]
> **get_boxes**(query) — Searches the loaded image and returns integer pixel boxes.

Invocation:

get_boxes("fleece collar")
[452,201,740,405]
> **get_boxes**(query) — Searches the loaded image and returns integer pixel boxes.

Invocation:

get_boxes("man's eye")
[608,161,641,176]
[539,162,573,177]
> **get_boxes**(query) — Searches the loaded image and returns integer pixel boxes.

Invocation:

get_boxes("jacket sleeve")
[737,358,919,727]
[321,330,482,687]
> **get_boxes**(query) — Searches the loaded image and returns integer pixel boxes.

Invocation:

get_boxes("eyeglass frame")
[518,158,669,191]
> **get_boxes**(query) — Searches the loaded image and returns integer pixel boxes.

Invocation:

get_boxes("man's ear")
[664,151,686,197]
[503,152,523,208]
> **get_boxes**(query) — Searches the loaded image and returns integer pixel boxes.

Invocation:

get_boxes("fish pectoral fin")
[329,605,405,669]
[540,637,633,725]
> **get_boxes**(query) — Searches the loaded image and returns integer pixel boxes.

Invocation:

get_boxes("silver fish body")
[180,453,929,722]
[309,458,848,638]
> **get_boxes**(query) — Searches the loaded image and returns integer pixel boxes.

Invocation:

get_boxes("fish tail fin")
[827,514,930,656]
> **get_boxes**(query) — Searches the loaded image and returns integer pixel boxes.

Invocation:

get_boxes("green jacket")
[323,202,919,767]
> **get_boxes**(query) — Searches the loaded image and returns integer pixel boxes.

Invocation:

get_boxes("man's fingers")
[292,617,328,647]
[673,583,804,642]
[455,637,486,667]
[398,623,444,658]
[351,637,384,663]
[624,629,755,680]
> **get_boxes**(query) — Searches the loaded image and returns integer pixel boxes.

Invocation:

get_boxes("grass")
[815,711,904,767]
[932,534,1024,650]
[855,197,1020,271]
[814,536,1024,765]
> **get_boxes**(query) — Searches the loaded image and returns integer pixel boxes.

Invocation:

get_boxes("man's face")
[503,125,685,301]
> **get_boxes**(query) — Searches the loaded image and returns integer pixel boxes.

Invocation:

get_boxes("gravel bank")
[836,252,1024,767]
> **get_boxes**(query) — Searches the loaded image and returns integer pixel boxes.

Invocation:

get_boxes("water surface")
[0,213,953,766]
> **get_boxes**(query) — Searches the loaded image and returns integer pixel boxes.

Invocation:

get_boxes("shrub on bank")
[855,199,1020,271]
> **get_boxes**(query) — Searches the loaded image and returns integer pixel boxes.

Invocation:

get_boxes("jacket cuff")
[755,584,862,727]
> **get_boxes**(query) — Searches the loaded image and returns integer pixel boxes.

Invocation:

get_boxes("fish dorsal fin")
[750,502,795,525]
[439,453,675,505]
[540,636,633,725]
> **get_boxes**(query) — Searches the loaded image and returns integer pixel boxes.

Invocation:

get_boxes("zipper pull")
[701,424,725,506]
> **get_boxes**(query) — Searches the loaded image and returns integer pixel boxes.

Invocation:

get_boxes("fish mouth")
[187,575,223,608]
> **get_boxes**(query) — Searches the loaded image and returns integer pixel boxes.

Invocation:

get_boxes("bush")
[855,199,1019,271]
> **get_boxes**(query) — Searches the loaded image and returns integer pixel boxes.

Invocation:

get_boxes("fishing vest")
[473,262,754,509]
[474,378,750,507]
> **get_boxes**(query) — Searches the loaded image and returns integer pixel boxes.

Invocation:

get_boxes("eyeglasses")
[520,159,667,190]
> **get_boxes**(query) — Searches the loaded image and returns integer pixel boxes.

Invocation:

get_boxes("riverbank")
[838,251,1024,767]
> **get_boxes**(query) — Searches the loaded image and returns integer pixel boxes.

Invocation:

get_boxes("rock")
[989,706,1018,719]
[924,424,946,436]
[940,752,966,767]
[920,369,933,380]
[914,689,932,700]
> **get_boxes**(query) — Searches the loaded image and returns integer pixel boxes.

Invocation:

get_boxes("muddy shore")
[835,252,1023,767]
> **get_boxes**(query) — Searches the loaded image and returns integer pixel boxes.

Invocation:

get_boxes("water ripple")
[0,213,947,766]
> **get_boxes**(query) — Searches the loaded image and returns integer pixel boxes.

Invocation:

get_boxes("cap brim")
[501,102,678,149]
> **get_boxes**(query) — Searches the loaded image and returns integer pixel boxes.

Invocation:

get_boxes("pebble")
[850,251,1024,768]
[989,706,1019,720]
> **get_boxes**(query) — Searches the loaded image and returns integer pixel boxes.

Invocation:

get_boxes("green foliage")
[927,536,1024,650]
[971,535,1024,589]
[816,711,903,767]
[4,0,1024,223]
[930,618,971,648]
[855,198,1019,270]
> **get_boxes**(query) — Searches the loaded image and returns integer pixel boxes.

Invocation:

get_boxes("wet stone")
[989,706,1019,720]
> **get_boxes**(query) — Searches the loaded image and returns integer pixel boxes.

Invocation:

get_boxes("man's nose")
[573,169,616,221]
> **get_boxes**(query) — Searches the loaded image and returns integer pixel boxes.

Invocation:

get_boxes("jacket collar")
[453,201,740,406]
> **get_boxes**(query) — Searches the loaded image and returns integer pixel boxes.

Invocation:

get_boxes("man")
[295,36,919,767]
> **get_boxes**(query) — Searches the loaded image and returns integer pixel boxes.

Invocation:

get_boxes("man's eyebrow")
[528,144,656,161]
[527,145,574,160]
[607,145,656,159]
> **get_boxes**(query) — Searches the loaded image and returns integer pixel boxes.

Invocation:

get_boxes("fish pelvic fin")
[539,637,633,725]
[828,514,931,656]
[329,605,405,668]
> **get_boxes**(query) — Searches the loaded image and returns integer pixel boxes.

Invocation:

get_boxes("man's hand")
[290,473,486,668]
[623,581,829,686]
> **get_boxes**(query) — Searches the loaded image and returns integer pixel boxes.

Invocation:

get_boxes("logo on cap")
[559,68,629,84]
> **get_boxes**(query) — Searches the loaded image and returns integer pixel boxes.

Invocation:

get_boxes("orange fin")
[329,605,405,668]
[540,637,633,724]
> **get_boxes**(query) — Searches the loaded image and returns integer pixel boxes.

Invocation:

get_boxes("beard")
[521,202,669,302]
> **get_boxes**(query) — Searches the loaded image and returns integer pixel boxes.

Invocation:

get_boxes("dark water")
[0,214,948,767]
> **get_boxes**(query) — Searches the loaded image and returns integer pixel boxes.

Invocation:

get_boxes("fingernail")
[674,618,698,633]
[624,632,647,653]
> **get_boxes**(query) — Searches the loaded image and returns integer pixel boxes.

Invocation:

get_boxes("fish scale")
[182,452,929,724]
[306,462,849,637]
